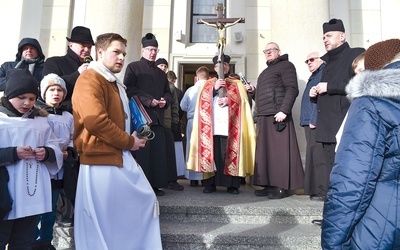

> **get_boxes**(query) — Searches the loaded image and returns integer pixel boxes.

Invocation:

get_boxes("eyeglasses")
[263,48,279,54]
[144,48,159,53]
[305,57,319,64]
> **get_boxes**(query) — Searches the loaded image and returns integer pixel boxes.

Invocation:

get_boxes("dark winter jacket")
[255,54,298,116]
[300,63,325,126]
[42,48,84,112]
[0,38,45,91]
[321,65,400,249]
[123,57,172,126]
[316,42,365,143]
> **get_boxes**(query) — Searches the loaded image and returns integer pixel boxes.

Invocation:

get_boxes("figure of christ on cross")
[198,18,244,63]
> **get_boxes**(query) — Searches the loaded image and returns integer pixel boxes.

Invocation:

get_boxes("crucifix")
[197,3,245,97]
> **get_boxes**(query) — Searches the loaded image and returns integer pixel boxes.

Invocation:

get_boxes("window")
[191,0,227,43]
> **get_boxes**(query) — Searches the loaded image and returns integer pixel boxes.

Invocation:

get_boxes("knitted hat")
[212,55,231,65]
[364,39,400,70]
[66,26,94,45]
[40,73,68,101]
[155,58,168,66]
[323,18,345,34]
[5,68,38,99]
[141,33,158,48]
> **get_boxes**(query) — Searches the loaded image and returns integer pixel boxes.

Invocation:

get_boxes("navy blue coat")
[322,65,400,249]
[300,63,325,126]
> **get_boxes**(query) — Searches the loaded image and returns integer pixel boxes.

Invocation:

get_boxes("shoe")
[168,181,184,191]
[203,185,216,193]
[254,186,274,196]
[310,194,326,202]
[57,218,73,227]
[240,177,246,185]
[153,188,165,196]
[267,188,288,199]
[190,180,199,187]
[227,187,239,194]
[312,219,323,226]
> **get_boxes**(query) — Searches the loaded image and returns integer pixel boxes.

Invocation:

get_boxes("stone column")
[73,0,144,70]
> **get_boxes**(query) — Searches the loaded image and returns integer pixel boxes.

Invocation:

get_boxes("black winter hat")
[155,58,168,66]
[5,69,39,100]
[66,26,94,45]
[213,55,231,65]
[323,18,345,34]
[141,33,158,48]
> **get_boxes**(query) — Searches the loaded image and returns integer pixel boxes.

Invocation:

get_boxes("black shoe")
[227,187,239,194]
[267,188,288,199]
[312,219,323,226]
[240,177,246,185]
[190,180,199,187]
[310,194,326,201]
[153,188,165,196]
[203,185,216,193]
[254,187,273,196]
[168,181,184,191]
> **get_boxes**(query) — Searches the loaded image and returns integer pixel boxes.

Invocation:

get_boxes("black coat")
[123,57,172,126]
[255,54,299,116]
[42,48,83,112]
[316,42,365,143]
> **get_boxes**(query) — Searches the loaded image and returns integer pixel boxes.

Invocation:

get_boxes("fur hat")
[141,33,158,48]
[323,18,345,34]
[66,26,94,45]
[5,68,38,99]
[212,55,231,65]
[40,74,67,101]
[364,39,400,70]
[155,58,168,66]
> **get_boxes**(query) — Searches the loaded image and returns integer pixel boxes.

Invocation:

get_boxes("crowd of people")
[0,17,399,249]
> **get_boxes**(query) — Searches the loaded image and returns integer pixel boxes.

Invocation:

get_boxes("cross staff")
[197,3,245,97]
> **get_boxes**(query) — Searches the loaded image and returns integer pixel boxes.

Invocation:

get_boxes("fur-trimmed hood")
[346,68,400,101]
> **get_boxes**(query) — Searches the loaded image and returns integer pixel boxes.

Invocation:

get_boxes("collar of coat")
[346,64,400,101]
[88,61,126,90]
[321,42,350,62]
[267,54,289,66]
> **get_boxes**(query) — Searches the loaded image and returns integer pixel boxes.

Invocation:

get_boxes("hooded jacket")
[0,38,45,91]
[321,64,400,249]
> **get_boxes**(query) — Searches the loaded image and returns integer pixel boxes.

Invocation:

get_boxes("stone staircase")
[53,179,324,249]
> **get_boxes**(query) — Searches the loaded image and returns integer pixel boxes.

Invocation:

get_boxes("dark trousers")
[304,127,329,195]
[203,136,240,188]
[0,215,39,249]
[321,142,336,195]
[164,128,178,182]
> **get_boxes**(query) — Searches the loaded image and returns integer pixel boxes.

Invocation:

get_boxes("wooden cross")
[197,3,245,97]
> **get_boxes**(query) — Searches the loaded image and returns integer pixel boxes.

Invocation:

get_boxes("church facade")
[1,0,399,156]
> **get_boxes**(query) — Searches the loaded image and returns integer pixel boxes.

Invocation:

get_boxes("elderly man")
[124,33,179,196]
[300,52,327,201]
[43,26,94,112]
[0,38,45,91]
[252,42,304,199]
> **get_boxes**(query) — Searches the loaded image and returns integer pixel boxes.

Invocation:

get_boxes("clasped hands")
[150,97,166,108]
[309,82,327,97]
[17,146,46,161]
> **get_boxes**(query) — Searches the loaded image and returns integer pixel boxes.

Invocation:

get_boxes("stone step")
[52,179,324,249]
[161,221,321,250]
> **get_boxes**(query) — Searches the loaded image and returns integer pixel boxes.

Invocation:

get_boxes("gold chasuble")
[187,77,256,178]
